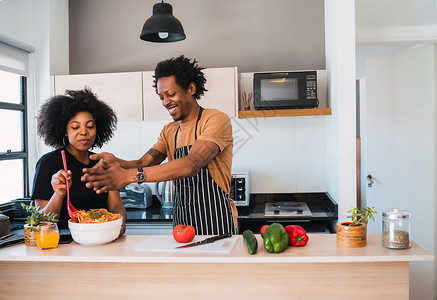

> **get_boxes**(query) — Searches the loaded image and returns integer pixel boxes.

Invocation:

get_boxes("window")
[0,70,29,204]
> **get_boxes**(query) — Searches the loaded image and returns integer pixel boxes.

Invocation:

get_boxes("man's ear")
[188,82,196,96]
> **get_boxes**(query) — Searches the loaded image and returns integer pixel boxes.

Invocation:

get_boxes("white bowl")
[68,217,123,246]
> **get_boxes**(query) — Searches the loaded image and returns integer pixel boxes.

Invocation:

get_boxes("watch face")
[136,172,145,182]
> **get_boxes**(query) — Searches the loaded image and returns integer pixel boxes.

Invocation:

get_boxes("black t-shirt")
[31,148,108,229]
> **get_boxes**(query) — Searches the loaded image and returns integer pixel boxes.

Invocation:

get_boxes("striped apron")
[172,107,235,235]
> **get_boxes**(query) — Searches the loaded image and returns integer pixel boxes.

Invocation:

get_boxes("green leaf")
[21,203,58,225]
[347,206,377,225]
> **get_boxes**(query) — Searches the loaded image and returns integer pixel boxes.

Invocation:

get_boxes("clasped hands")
[81,152,129,194]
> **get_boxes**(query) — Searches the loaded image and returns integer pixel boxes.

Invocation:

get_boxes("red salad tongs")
[61,150,78,219]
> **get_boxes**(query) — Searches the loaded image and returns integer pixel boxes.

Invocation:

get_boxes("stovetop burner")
[264,201,312,218]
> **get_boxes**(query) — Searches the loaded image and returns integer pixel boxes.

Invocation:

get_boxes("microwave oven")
[253,71,319,110]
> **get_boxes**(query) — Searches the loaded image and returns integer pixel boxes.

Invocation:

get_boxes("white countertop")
[0,233,433,264]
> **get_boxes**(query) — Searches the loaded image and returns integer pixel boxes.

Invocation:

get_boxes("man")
[81,55,236,235]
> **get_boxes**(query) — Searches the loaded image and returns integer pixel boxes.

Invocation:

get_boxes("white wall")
[324,0,357,222]
[0,1,33,44]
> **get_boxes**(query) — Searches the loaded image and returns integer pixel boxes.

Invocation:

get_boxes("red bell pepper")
[284,225,309,247]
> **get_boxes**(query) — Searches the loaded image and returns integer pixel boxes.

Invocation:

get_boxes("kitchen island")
[0,233,433,300]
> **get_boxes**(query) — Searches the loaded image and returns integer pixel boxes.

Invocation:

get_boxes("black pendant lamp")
[140,1,186,43]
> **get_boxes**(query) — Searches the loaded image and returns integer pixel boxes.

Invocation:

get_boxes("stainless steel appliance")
[230,171,250,206]
[120,184,153,209]
[155,181,174,210]
[264,201,312,218]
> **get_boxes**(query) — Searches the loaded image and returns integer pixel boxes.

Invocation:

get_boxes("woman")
[31,88,126,235]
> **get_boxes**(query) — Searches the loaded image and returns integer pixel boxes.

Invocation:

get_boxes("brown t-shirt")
[152,108,233,194]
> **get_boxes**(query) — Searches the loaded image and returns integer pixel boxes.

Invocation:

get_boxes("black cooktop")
[236,192,337,220]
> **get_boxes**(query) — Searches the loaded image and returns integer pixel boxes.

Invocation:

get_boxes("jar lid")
[382,208,411,219]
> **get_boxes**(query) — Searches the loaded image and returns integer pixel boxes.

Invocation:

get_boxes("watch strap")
[136,167,146,184]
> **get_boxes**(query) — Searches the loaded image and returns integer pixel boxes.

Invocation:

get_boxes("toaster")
[120,184,153,209]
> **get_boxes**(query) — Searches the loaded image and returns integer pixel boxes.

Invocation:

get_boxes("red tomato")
[173,224,196,243]
[260,225,269,238]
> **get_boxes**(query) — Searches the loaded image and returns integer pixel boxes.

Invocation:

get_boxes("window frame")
[0,76,29,199]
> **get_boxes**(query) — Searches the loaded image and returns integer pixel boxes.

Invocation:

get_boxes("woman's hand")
[51,169,72,196]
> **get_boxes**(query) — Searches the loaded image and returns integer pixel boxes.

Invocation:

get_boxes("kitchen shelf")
[238,107,331,118]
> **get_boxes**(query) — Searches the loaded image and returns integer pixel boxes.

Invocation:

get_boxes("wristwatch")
[135,167,146,184]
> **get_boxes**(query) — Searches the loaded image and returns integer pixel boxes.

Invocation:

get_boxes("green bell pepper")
[263,223,289,253]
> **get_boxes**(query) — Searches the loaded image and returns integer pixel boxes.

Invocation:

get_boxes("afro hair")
[36,88,117,149]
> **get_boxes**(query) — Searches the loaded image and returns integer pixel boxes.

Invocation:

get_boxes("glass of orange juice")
[36,222,60,250]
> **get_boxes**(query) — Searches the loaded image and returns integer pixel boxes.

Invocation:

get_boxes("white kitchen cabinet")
[142,71,168,121]
[53,72,143,122]
[142,67,239,121]
[50,76,55,97]
[202,67,238,118]
[52,67,238,122]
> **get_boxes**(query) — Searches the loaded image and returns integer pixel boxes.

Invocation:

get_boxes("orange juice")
[36,223,60,249]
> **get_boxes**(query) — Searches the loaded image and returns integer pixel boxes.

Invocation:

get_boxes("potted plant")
[21,203,58,246]
[337,206,377,247]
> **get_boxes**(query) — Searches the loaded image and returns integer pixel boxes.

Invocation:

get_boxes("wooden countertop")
[0,233,433,264]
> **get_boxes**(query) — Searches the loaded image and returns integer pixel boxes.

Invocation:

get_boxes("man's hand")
[88,152,118,169]
[81,154,131,194]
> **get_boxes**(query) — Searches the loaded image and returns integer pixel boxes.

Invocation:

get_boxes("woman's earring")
[63,136,68,146]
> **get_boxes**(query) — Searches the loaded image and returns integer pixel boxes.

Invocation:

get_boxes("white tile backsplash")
[100,121,145,160]
[232,154,297,193]
[295,116,327,156]
[232,116,327,193]
[295,155,327,192]
[231,117,296,157]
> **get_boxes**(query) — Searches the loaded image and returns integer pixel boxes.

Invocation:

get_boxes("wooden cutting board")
[133,235,238,254]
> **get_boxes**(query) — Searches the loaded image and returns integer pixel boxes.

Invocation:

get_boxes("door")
[363,45,435,299]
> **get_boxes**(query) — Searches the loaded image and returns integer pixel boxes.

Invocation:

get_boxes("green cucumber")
[242,230,258,254]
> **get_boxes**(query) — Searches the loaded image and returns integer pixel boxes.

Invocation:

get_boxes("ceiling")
[355,0,437,45]
[355,0,437,28]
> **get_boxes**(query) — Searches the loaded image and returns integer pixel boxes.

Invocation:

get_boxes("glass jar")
[382,208,411,249]
[36,222,60,250]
